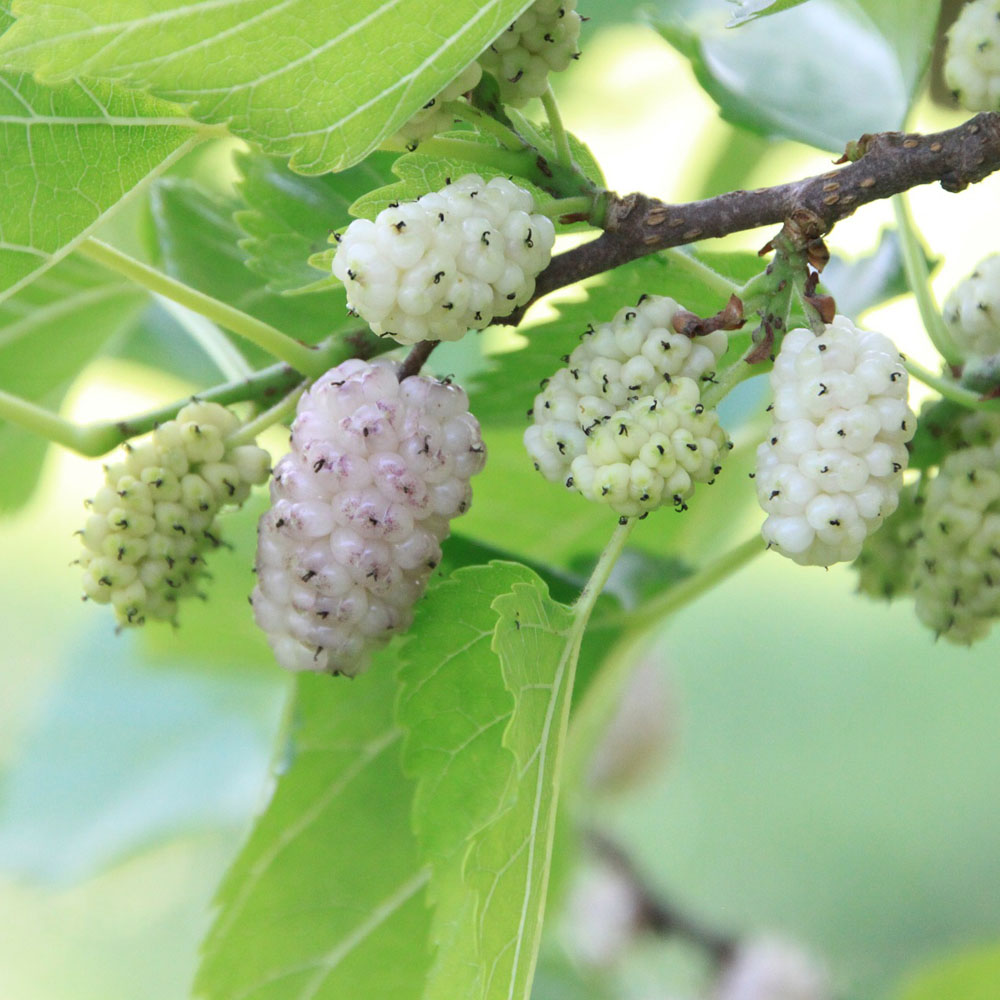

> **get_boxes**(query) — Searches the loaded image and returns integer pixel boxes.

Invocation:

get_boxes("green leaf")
[0,72,199,303]
[0,254,146,510]
[235,150,398,293]
[649,0,938,150]
[196,667,431,1000]
[465,572,581,1000]
[149,178,354,353]
[397,560,593,1000]
[470,250,760,429]
[894,943,1000,1000]
[726,0,809,27]
[0,0,537,173]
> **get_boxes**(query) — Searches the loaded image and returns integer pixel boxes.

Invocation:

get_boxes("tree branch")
[511,112,1000,318]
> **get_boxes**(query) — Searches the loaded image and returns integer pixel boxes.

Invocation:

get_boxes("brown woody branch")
[509,112,1000,320]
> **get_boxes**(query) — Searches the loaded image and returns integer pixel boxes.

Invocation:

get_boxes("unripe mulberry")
[942,253,1000,361]
[911,437,1000,643]
[851,481,924,600]
[524,294,730,517]
[479,0,582,106]
[756,316,915,566]
[78,402,270,626]
[393,61,483,147]
[944,0,1000,112]
[332,174,555,345]
[251,359,486,676]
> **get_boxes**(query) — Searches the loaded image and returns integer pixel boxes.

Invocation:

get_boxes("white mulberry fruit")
[911,437,1000,643]
[942,253,1000,361]
[479,0,582,106]
[251,359,486,676]
[524,294,730,517]
[944,0,1000,112]
[756,316,915,567]
[393,61,483,147]
[78,402,270,626]
[714,937,831,1000]
[332,174,555,345]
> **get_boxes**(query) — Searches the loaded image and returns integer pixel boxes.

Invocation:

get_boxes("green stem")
[701,346,766,410]
[441,100,527,151]
[573,518,636,618]
[624,533,765,634]
[903,356,1000,411]
[228,382,306,446]
[564,534,764,797]
[533,194,595,221]
[0,389,90,454]
[892,194,963,367]
[0,362,305,457]
[541,85,573,170]
[77,238,327,375]
[663,248,739,298]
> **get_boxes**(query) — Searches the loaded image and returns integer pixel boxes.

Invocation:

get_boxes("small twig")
[398,339,440,380]
[504,113,1000,322]
[586,829,739,966]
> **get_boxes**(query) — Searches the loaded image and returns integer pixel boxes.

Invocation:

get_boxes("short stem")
[0,362,305,457]
[701,347,765,410]
[541,86,573,170]
[565,534,764,797]
[0,389,89,453]
[77,238,326,375]
[441,100,527,151]
[228,382,307,446]
[903,356,1000,411]
[892,194,963,367]
[533,194,595,221]
[663,248,739,298]
[399,340,440,380]
[623,533,765,634]
[573,518,636,619]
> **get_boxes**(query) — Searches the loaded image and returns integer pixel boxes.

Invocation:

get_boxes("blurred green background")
[3,3,1000,999]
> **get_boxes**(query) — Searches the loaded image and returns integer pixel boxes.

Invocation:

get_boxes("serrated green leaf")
[470,250,761,428]
[649,0,937,150]
[0,0,537,173]
[726,0,809,27]
[466,573,581,1000]
[0,72,200,303]
[235,150,398,292]
[149,178,355,355]
[196,667,431,1000]
[894,943,1000,1000]
[397,561,600,1000]
[0,254,146,510]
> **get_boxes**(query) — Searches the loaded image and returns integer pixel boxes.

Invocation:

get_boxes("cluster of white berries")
[525,294,730,518]
[944,0,1000,112]
[911,436,1000,643]
[479,0,582,106]
[942,253,1000,361]
[78,402,270,626]
[755,316,915,567]
[251,359,485,676]
[332,174,555,345]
